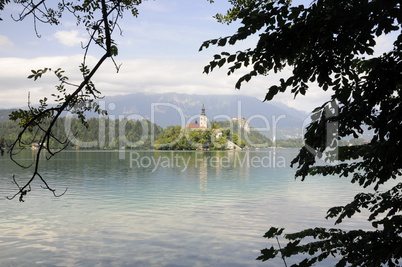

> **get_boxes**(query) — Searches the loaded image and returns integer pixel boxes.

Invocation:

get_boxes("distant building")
[214,129,222,139]
[31,143,42,150]
[185,105,245,150]
[199,104,208,129]
[232,117,250,133]
[187,122,200,129]
[186,104,208,131]
[226,140,242,150]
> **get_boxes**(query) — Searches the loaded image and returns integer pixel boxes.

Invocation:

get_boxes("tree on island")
[201,0,401,265]
[153,120,271,150]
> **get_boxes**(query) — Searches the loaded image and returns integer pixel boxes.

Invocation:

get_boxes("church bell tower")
[199,104,207,128]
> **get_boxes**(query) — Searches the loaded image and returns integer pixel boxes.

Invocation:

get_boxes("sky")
[0,0,396,112]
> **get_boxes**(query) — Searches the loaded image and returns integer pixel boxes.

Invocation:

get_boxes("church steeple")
[201,104,206,116]
[199,104,207,128]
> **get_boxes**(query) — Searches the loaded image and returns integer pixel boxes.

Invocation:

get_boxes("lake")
[0,149,370,266]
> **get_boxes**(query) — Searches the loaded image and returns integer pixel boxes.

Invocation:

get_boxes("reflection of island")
[231,151,250,181]
[175,149,288,193]
[197,151,253,193]
[199,154,208,193]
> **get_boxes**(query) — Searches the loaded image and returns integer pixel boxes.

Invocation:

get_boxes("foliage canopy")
[202,0,402,265]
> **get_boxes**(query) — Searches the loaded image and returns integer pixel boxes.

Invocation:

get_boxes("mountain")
[97,93,308,139]
[1,93,308,138]
[0,109,16,123]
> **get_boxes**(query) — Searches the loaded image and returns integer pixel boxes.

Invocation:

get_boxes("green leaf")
[218,38,227,46]
[218,58,226,68]
[111,45,118,56]
[264,86,279,101]
[227,54,236,63]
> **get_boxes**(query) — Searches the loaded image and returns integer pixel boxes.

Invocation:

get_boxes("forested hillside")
[0,118,280,151]
[0,117,163,150]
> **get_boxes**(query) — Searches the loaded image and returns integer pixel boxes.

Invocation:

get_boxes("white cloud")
[0,56,83,109]
[53,30,86,47]
[0,55,332,112]
[0,0,394,114]
[0,35,13,49]
[373,33,397,56]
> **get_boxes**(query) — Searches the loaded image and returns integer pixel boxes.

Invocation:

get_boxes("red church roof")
[187,123,200,129]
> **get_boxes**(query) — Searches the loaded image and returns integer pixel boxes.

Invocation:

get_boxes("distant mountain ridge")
[0,93,308,138]
[100,93,307,138]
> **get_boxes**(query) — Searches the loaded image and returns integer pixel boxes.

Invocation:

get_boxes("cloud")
[53,30,86,47]
[0,56,83,109]
[0,55,331,112]
[0,35,13,49]
[373,33,398,56]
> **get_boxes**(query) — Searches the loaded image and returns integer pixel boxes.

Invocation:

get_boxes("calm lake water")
[0,149,370,266]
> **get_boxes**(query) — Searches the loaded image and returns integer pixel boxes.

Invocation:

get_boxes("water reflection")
[198,153,208,192]
[0,149,372,266]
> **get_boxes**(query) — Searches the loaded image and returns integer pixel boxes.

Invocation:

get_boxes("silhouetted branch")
[6,175,32,202]
[7,0,132,201]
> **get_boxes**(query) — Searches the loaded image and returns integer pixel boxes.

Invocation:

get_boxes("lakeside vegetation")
[0,117,272,151]
[0,117,163,150]
[0,118,369,151]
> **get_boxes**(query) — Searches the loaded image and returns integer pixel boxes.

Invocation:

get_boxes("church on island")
[186,104,249,150]
[186,104,250,134]
[186,104,208,130]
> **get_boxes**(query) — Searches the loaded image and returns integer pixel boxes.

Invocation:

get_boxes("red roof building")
[187,123,200,129]
[186,105,208,131]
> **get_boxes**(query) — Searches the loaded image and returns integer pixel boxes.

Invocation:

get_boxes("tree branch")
[7,0,125,201]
